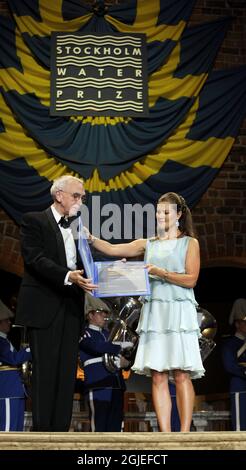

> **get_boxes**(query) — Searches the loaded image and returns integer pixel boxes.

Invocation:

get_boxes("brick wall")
[0,0,8,15]
[0,0,245,278]
[0,210,23,276]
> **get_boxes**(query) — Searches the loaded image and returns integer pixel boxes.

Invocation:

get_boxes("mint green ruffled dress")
[132,237,205,379]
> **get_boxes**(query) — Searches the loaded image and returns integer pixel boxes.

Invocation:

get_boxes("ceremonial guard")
[0,300,31,431]
[79,295,130,432]
[222,298,246,431]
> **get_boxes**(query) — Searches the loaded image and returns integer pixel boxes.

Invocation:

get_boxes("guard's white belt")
[237,342,246,358]
[84,357,103,367]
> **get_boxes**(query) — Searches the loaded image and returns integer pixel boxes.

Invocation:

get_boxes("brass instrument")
[197,307,217,362]
[103,297,142,373]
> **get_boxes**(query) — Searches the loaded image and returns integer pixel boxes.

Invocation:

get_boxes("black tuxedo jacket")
[16,207,84,328]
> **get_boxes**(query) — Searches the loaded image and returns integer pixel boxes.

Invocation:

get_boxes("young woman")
[89,192,204,432]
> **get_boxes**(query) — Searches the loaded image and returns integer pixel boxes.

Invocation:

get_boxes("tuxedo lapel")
[74,238,83,270]
[45,208,67,267]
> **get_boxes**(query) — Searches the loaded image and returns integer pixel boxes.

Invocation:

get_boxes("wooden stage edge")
[0,431,246,450]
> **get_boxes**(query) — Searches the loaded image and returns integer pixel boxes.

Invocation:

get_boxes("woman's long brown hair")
[158,192,197,238]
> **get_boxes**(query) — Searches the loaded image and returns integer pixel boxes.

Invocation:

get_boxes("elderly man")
[16,175,97,432]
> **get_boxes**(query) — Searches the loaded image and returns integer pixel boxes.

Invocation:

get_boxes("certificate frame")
[78,220,150,298]
[93,260,150,297]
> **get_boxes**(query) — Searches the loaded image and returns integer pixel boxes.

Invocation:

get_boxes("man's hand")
[68,270,98,292]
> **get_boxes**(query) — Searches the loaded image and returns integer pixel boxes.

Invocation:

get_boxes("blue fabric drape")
[0,0,245,236]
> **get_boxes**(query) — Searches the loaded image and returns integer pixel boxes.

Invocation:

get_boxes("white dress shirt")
[51,205,77,284]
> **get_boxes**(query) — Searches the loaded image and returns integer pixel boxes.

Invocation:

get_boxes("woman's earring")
[176,219,179,227]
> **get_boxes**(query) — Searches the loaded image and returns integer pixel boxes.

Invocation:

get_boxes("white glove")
[112,355,130,369]
[113,355,121,369]
[113,341,134,349]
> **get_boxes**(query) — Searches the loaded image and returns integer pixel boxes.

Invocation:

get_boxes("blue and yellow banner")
[0,0,246,233]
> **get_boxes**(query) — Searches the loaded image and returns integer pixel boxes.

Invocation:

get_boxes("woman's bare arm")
[91,236,146,258]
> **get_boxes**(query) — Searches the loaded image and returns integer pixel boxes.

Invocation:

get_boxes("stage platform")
[0,431,246,450]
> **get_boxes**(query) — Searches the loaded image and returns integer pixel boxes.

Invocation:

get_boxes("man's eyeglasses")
[58,190,86,203]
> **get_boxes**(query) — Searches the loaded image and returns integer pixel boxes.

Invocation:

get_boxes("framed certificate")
[93,260,150,297]
[78,221,150,298]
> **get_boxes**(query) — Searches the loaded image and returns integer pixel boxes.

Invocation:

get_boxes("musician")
[0,300,31,431]
[221,298,246,431]
[79,295,130,432]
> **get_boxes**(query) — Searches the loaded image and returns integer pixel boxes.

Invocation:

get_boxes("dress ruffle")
[136,299,200,335]
[132,330,205,379]
[144,276,198,306]
[132,237,205,379]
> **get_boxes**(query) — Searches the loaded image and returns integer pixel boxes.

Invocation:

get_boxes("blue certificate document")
[78,223,150,298]
[92,260,150,297]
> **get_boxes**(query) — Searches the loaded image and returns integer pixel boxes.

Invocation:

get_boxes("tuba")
[197,307,217,362]
[103,297,142,373]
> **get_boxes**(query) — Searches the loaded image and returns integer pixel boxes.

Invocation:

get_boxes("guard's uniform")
[169,382,180,432]
[79,325,125,432]
[221,333,246,431]
[0,331,31,431]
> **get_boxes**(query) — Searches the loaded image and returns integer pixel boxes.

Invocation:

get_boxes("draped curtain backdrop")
[0,0,246,238]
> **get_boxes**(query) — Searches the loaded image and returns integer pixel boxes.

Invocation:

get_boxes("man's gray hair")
[50,175,84,199]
